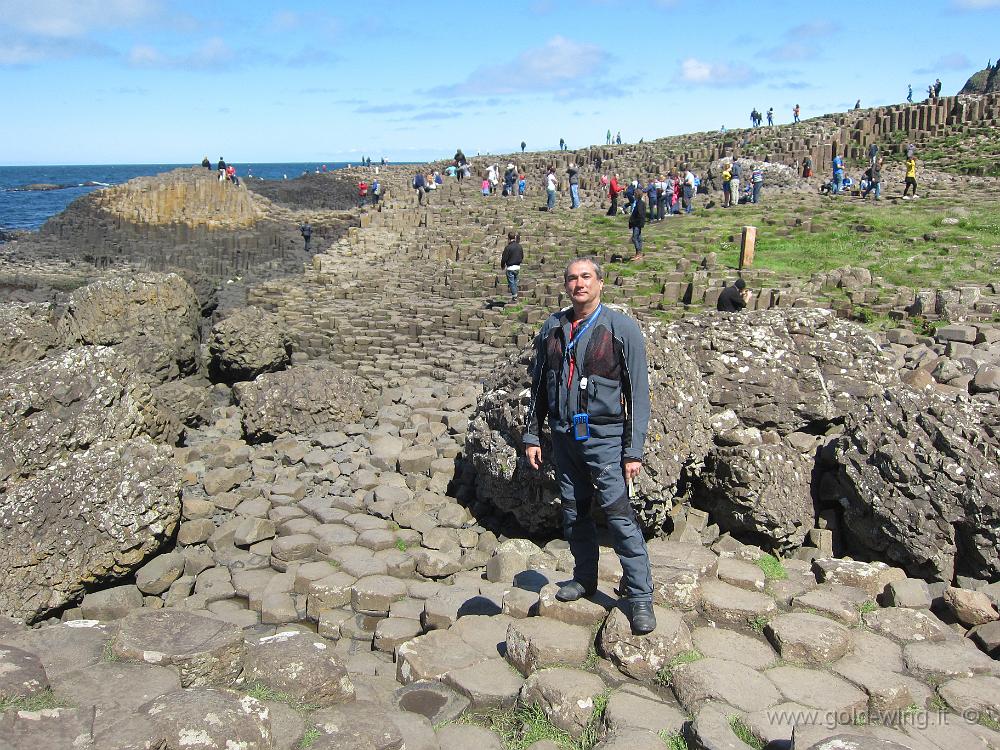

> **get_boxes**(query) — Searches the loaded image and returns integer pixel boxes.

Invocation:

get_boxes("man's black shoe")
[555,581,597,602]
[629,601,657,635]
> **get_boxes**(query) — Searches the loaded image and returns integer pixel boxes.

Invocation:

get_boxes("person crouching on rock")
[717,278,751,312]
[523,257,657,636]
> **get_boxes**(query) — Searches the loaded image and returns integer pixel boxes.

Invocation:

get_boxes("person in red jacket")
[358,180,369,207]
[607,174,621,216]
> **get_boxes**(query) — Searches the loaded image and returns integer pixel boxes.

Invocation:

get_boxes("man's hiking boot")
[555,581,597,602]
[629,601,657,635]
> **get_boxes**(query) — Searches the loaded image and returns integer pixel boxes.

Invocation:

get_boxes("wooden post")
[739,225,757,269]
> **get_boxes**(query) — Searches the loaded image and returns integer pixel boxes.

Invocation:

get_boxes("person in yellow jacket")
[721,166,733,208]
[903,157,918,199]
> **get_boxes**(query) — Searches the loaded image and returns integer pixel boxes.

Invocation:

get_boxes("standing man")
[934,78,942,98]
[831,151,845,195]
[606,129,612,145]
[903,155,918,199]
[767,107,774,126]
[524,257,656,635]
[730,158,742,206]
[629,192,646,258]
[682,166,696,214]
[413,171,427,205]
[607,174,621,216]
[751,165,764,204]
[521,141,527,153]
[793,104,800,123]
[299,221,312,253]
[567,163,580,209]
[501,232,524,302]
[907,84,913,103]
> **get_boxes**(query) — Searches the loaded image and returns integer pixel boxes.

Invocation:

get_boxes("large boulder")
[208,306,291,383]
[233,363,373,442]
[465,307,713,535]
[0,438,182,623]
[0,346,180,484]
[56,271,200,383]
[831,387,1000,580]
[0,302,61,370]
[692,442,816,551]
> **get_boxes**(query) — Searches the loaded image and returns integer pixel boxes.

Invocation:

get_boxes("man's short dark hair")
[564,257,604,282]
[508,231,516,240]
[734,278,746,290]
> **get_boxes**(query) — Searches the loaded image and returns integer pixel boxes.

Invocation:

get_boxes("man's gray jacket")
[524,305,650,461]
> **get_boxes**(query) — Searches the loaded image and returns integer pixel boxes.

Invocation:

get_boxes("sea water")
[0,162,350,231]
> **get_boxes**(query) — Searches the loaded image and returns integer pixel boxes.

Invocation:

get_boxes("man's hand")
[624,459,642,482]
[526,446,543,470]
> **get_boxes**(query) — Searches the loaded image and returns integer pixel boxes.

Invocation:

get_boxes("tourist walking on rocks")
[717,278,751,312]
[607,174,621,216]
[767,107,774,126]
[413,171,427,205]
[629,195,646,257]
[501,231,524,302]
[831,151,845,194]
[721,165,733,208]
[217,157,227,182]
[645,180,657,221]
[567,164,580,209]
[862,157,882,200]
[729,160,741,206]
[615,131,621,145]
[488,163,500,193]
[868,143,879,167]
[655,176,667,220]
[504,163,517,197]
[545,167,557,211]
[793,104,800,123]
[903,156,918,199]
[907,84,913,103]
[935,78,942,98]
[607,129,612,145]
[559,138,566,151]
[524,257,656,635]
[299,221,312,252]
[521,141,526,153]
[358,179,369,207]
[371,178,381,205]
[482,177,491,197]
[802,156,813,178]
[670,171,682,215]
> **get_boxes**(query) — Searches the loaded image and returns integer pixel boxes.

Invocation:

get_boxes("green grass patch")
[659,731,689,750]
[858,600,879,616]
[655,649,704,687]
[0,689,69,713]
[245,682,321,713]
[728,716,764,749]
[395,539,409,552]
[750,615,770,633]
[298,727,321,749]
[979,714,1000,732]
[755,553,788,581]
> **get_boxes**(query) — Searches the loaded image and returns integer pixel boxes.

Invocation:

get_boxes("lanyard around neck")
[565,305,602,359]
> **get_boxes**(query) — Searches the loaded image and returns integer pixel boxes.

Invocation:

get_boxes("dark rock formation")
[57,272,200,384]
[0,437,181,623]
[208,305,291,383]
[960,62,1000,95]
[0,346,180,485]
[247,171,361,211]
[233,363,373,442]
[832,388,1000,581]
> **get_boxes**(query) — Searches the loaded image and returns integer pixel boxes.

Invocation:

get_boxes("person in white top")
[545,167,557,211]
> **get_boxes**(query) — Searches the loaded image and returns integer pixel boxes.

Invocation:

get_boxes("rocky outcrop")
[209,306,291,383]
[0,346,180,484]
[960,62,1000,95]
[0,302,61,370]
[233,363,373,442]
[831,388,1000,581]
[57,272,200,384]
[0,437,181,623]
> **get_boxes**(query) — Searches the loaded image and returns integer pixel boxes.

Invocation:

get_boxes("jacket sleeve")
[619,318,651,461]
[523,325,549,447]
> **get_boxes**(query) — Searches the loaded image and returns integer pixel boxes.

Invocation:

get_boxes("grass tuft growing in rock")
[750,615,770,633]
[0,689,69,713]
[655,649,704,687]
[728,716,764,750]
[755,553,788,581]
[244,682,320,713]
[298,727,321,749]
[659,731,689,749]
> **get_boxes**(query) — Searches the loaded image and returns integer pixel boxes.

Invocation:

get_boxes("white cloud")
[428,36,614,98]
[0,0,159,37]
[679,57,756,86]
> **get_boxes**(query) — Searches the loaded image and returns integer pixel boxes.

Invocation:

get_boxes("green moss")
[750,615,770,633]
[298,727,321,749]
[756,553,788,581]
[244,682,320,713]
[395,539,409,552]
[659,731,689,750]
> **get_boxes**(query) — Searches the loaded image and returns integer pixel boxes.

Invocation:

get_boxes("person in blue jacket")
[524,257,656,635]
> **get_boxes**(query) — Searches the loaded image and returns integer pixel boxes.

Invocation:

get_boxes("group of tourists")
[203,156,240,186]
[823,141,918,199]
[357,177,381,207]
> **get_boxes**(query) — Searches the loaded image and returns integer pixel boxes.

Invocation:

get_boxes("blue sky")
[1,0,997,165]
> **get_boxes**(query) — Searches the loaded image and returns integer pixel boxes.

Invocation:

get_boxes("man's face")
[564,261,603,308]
